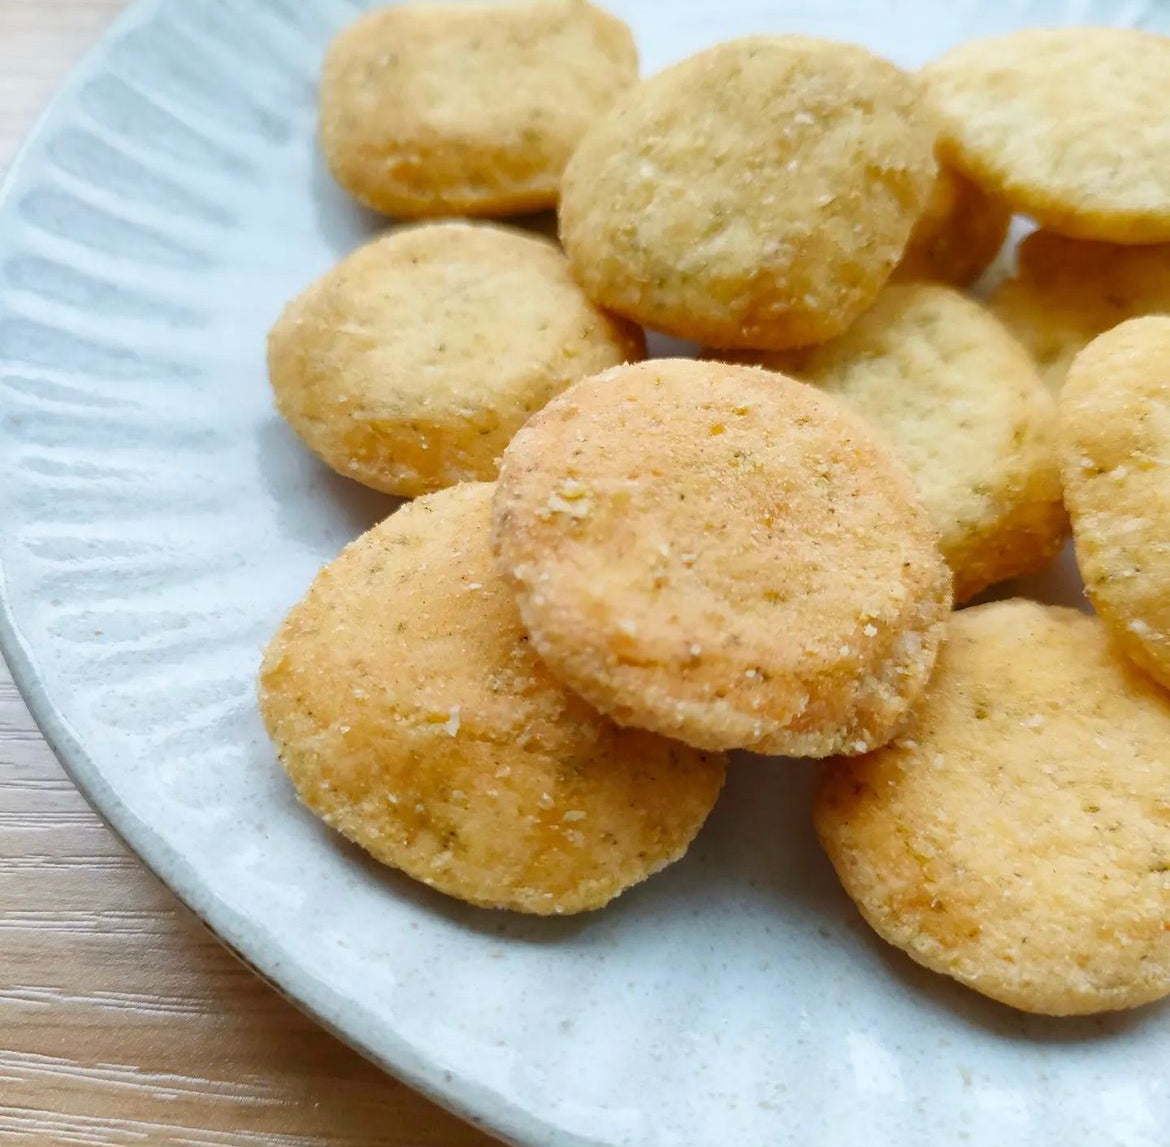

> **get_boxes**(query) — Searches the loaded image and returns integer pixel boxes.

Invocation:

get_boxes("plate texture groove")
[1,3,1169,1147]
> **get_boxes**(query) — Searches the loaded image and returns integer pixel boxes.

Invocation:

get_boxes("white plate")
[2,2,1168,1144]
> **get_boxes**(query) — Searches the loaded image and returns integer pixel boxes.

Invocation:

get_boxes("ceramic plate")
[2,2,1169,1144]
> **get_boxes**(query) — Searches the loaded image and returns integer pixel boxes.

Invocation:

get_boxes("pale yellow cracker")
[259,483,725,915]
[893,165,1010,287]
[924,27,1170,243]
[817,600,1170,1016]
[320,0,638,217]
[1060,316,1170,691]
[989,229,1170,390]
[491,359,952,758]
[559,36,936,349]
[267,222,644,498]
[714,283,1067,603]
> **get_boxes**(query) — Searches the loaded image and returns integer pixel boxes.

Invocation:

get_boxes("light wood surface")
[0,3,497,1143]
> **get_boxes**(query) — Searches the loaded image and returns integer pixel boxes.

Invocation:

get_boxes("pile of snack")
[258,0,1170,1018]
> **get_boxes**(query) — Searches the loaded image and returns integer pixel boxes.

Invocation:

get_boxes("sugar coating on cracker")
[259,482,725,915]
[559,35,936,349]
[924,27,1170,243]
[989,230,1170,391]
[320,0,638,217]
[893,165,1010,287]
[1060,316,1170,691]
[267,221,644,499]
[717,283,1067,602]
[491,358,952,758]
[817,600,1170,1016]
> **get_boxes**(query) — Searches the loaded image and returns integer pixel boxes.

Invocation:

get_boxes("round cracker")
[319,0,638,217]
[259,482,725,915]
[989,229,1170,390]
[924,28,1170,243]
[559,35,936,349]
[893,165,1010,287]
[713,283,1067,603]
[817,600,1170,1016]
[267,222,644,498]
[491,359,952,757]
[1060,316,1170,691]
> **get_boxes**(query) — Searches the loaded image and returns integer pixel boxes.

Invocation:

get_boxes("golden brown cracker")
[1060,316,1170,691]
[817,600,1170,1016]
[491,359,952,757]
[259,482,725,915]
[268,222,644,498]
[924,28,1170,243]
[893,165,1010,287]
[559,36,936,349]
[320,0,638,217]
[715,283,1067,602]
[989,229,1170,390]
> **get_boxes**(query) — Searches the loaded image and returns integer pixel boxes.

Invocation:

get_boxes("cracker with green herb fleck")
[320,0,638,217]
[893,165,1010,287]
[558,36,936,349]
[260,483,725,915]
[267,221,644,499]
[712,283,1067,602]
[989,230,1170,391]
[491,359,951,757]
[817,600,1170,1016]
[1060,316,1170,691]
[924,27,1170,243]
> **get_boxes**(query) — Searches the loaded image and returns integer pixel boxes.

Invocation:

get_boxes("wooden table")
[0,3,497,1143]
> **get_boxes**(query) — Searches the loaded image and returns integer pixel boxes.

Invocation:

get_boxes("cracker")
[558,35,936,349]
[817,600,1170,1016]
[491,359,952,757]
[989,229,1170,390]
[267,221,644,498]
[259,483,725,915]
[1060,316,1170,690]
[924,27,1170,243]
[714,283,1067,602]
[320,0,638,217]
[893,165,1010,287]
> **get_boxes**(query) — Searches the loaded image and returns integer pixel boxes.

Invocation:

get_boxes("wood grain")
[0,3,497,1143]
